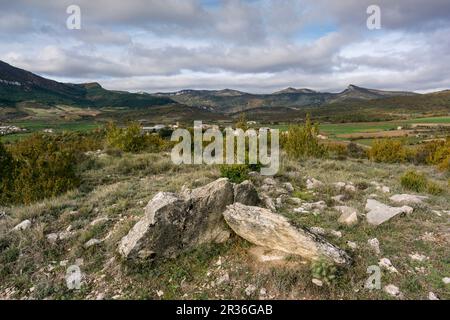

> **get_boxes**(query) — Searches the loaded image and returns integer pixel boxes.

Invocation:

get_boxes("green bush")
[219,164,249,183]
[106,122,169,153]
[1,134,81,205]
[283,115,327,159]
[310,259,337,286]
[0,141,15,204]
[368,139,407,163]
[400,170,427,192]
[347,142,367,159]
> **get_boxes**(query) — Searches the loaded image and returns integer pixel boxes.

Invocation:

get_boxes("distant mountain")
[0,60,175,108]
[331,84,418,102]
[273,87,316,94]
[1,60,448,124]
[155,85,417,113]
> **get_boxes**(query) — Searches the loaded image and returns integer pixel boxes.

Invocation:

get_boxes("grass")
[1,150,448,300]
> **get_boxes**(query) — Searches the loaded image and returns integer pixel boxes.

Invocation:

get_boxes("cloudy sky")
[0,0,449,93]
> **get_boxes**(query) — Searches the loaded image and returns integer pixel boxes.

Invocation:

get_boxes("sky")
[0,0,449,93]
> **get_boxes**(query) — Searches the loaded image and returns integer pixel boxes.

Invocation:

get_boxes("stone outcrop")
[233,180,260,206]
[119,178,235,259]
[222,203,352,266]
[365,199,413,226]
[389,194,428,205]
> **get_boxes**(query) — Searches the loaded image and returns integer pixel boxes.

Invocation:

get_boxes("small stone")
[346,241,358,250]
[84,239,102,248]
[75,258,84,266]
[309,227,326,236]
[59,260,68,267]
[428,292,439,300]
[306,178,323,190]
[334,182,346,189]
[216,273,230,286]
[312,279,323,287]
[443,277,450,285]
[390,194,428,205]
[13,220,31,231]
[368,238,381,255]
[409,253,428,262]
[332,195,345,203]
[90,217,109,227]
[245,285,257,296]
[330,230,342,238]
[259,288,267,296]
[283,182,294,193]
[379,258,398,273]
[46,233,58,244]
[345,185,356,193]
[263,178,276,186]
[335,206,358,226]
[384,284,401,297]
[156,290,164,297]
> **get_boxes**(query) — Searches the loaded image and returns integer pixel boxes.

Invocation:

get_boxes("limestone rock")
[222,203,351,266]
[365,199,413,226]
[379,258,398,273]
[13,220,31,231]
[368,238,381,255]
[390,194,428,205]
[335,206,358,226]
[119,178,234,259]
[306,178,323,190]
[233,180,259,206]
[384,284,401,298]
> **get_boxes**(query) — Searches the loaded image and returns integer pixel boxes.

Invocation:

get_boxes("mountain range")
[1,59,449,123]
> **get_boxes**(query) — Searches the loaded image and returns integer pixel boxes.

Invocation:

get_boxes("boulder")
[13,219,31,231]
[365,199,413,226]
[119,178,234,259]
[389,194,428,205]
[306,178,323,190]
[222,203,352,266]
[233,180,260,206]
[335,206,359,226]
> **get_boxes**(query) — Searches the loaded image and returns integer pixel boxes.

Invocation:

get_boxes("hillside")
[0,60,175,109]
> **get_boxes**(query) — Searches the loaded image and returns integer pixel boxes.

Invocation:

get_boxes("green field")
[1,120,101,142]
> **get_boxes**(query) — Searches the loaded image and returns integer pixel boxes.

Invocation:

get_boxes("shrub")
[310,259,337,286]
[5,134,81,205]
[283,115,327,159]
[368,139,407,163]
[411,138,450,171]
[327,143,348,160]
[347,142,367,159]
[0,141,15,204]
[426,181,444,195]
[219,164,249,183]
[400,170,427,192]
[106,122,147,152]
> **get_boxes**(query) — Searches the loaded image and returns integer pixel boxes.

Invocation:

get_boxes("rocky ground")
[0,152,449,300]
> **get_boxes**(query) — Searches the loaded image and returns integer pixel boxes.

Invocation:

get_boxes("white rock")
[443,277,450,285]
[384,284,401,297]
[245,285,257,296]
[263,178,277,186]
[345,185,356,193]
[312,279,323,287]
[390,194,428,205]
[379,258,398,273]
[309,227,326,236]
[223,203,352,266]
[428,292,439,300]
[368,238,381,255]
[259,288,267,296]
[90,217,109,226]
[283,182,294,193]
[346,241,358,250]
[156,290,164,297]
[216,273,230,286]
[334,182,346,189]
[306,178,323,190]
[409,253,428,262]
[330,230,342,238]
[13,220,31,231]
[335,206,359,226]
[332,195,345,203]
[84,239,102,248]
[46,233,58,244]
[293,207,310,214]
[365,199,413,226]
